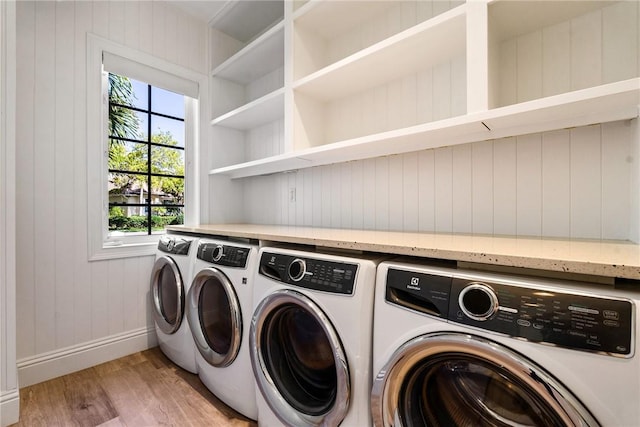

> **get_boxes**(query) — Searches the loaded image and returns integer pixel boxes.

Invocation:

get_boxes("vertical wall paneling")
[601,121,631,240]
[497,39,516,107]
[542,21,570,98]
[362,158,376,230]
[471,140,493,234]
[340,163,352,229]
[434,147,453,232]
[452,144,472,233]
[320,166,332,227]
[388,155,404,231]
[351,160,364,230]
[417,150,435,232]
[602,1,638,84]
[570,125,602,239]
[516,31,542,103]
[15,1,208,381]
[631,119,640,243]
[311,167,323,227]
[302,168,313,226]
[73,0,93,346]
[33,0,56,354]
[493,137,517,235]
[571,9,602,91]
[375,157,390,230]
[541,130,571,238]
[516,134,542,236]
[15,0,35,359]
[402,153,419,232]
[432,62,451,121]
[330,164,342,228]
[54,0,76,350]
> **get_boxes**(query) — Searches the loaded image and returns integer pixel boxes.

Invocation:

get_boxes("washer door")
[150,255,184,335]
[187,267,242,367]
[371,333,599,427]
[250,289,350,427]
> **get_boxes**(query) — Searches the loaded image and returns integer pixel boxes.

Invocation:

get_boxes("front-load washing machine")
[371,260,640,427]
[150,233,199,373]
[250,246,382,427]
[186,238,258,420]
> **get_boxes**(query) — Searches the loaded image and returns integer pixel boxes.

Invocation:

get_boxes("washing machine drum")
[251,289,350,427]
[371,333,599,427]
[150,256,185,334]
[187,268,242,367]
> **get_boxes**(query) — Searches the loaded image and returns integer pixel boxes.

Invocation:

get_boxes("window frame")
[87,34,204,261]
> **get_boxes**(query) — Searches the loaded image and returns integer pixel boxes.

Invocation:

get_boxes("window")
[107,74,186,235]
[87,34,204,260]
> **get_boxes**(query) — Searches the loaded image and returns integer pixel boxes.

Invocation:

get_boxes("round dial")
[288,258,306,282]
[212,245,224,262]
[458,283,499,321]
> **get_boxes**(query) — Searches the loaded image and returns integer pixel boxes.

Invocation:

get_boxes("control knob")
[459,282,499,321]
[288,258,306,282]
[212,245,224,262]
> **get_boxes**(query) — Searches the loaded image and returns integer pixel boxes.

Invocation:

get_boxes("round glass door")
[150,256,184,334]
[187,268,242,367]
[371,333,599,427]
[251,289,350,427]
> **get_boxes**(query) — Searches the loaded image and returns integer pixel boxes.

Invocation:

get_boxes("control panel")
[158,236,191,255]
[259,252,358,295]
[386,267,634,357]
[197,242,250,268]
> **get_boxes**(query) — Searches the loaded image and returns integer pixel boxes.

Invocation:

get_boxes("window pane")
[108,206,149,234]
[151,115,184,148]
[152,86,184,119]
[108,172,147,204]
[135,111,149,141]
[150,176,184,206]
[130,79,149,110]
[151,146,184,176]
[152,206,184,231]
[108,139,148,173]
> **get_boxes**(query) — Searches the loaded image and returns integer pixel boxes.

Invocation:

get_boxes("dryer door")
[150,256,185,334]
[371,332,599,427]
[250,289,350,427]
[187,267,242,367]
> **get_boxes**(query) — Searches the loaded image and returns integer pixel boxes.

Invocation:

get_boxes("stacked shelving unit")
[208,0,639,179]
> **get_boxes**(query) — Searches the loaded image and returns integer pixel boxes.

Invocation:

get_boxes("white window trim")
[86,33,204,261]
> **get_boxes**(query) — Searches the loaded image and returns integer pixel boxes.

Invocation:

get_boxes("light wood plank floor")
[9,347,258,427]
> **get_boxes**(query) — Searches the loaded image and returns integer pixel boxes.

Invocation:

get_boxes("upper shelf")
[293,5,466,101]
[211,88,285,130]
[211,21,285,85]
[210,78,640,178]
[210,0,284,44]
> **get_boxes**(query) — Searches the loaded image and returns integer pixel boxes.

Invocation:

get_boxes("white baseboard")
[1,388,20,427]
[17,327,158,388]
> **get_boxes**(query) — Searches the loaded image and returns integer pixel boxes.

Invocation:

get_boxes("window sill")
[89,240,157,261]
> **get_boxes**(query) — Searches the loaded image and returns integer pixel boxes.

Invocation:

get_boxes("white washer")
[250,246,382,427]
[186,238,258,420]
[372,260,640,427]
[150,233,199,373]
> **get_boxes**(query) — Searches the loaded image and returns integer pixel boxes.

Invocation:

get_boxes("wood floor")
[9,347,258,427]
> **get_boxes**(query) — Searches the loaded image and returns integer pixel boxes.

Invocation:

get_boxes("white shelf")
[211,88,285,130]
[293,5,466,101]
[210,0,284,44]
[210,79,640,179]
[211,21,285,85]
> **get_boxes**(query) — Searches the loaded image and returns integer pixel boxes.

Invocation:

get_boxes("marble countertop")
[166,224,640,280]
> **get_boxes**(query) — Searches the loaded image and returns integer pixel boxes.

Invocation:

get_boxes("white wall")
[243,119,638,242]
[15,0,207,387]
[1,0,19,425]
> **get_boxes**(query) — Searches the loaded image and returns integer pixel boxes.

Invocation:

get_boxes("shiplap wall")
[15,1,207,366]
[243,119,638,241]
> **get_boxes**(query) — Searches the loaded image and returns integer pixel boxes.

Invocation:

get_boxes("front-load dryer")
[371,260,640,427]
[186,238,258,420]
[251,246,382,427]
[150,233,199,373]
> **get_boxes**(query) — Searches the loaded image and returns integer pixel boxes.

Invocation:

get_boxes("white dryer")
[186,238,258,420]
[372,260,640,427]
[150,233,199,373]
[250,246,382,427]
